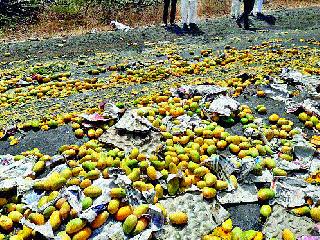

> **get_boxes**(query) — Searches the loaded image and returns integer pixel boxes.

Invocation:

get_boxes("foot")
[256,12,264,20]
[189,23,204,35]
[236,17,242,28]
[182,23,190,33]
[170,23,184,35]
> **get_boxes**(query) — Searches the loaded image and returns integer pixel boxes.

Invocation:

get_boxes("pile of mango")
[0,39,320,239]
[203,218,298,240]
[0,41,319,134]
[0,87,319,239]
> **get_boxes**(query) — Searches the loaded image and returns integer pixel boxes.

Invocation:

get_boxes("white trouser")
[231,0,241,17]
[181,0,198,24]
[253,0,264,14]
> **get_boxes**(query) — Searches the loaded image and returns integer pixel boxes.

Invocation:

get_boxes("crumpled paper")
[171,85,228,101]
[99,126,162,156]
[157,193,229,240]
[114,109,156,133]
[280,68,320,100]
[162,114,202,135]
[263,205,314,239]
[271,177,320,208]
[20,217,55,239]
[217,184,258,204]
[207,96,240,116]
[292,133,316,165]
[0,156,36,192]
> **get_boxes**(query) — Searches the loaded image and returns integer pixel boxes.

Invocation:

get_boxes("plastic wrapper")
[263,205,314,239]
[271,177,320,208]
[217,184,258,204]
[207,96,240,116]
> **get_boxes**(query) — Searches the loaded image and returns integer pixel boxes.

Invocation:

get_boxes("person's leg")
[189,0,198,24]
[231,0,237,17]
[243,0,255,29]
[181,0,188,25]
[235,0,241,17]
[256,0,263,13]
[170,0,178,25]
[163,0,170,25]
[189,0,203,34]
[231,0,241,18]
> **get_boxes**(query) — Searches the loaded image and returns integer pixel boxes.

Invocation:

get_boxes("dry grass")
[1,0,319,41]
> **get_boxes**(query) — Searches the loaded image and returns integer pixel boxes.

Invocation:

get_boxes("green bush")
[0,0,42,26]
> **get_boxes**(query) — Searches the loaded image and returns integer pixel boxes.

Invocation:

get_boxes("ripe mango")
[115,205,133,221]
[33,161,45,174]
[282,229,296,240]
[0,215,13,231]
[273,168,287,176]
[66,218,86,235]
[310,207,320,222]
[123,214,138,235]
[133,217,148,235]
[133,204,149,218]
[91,211,109,229]
[147,166,157,180]
[215,180,228,190]
[291,206,310,216]
[202,187,217,199]
[169,211,188,225]
[8,211,23,223]
[59,201,71,220]
[257,188,275,201]
[260,205,272,218]
[49,210,61,230]
[72,227,92,240]
[28,213,45,225]
[109,188,126,198]
[204,173,217,187]
[84,185,102,198]
[108,199,120,214]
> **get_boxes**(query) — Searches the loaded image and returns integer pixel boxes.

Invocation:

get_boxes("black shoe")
[189,23,203,35]
[236,17,242,28]
[182,23,190,33]
[265,15,276,25]
[256,12,264,20]
[170,23,184,35]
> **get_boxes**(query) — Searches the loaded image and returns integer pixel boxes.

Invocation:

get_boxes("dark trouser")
[238,0,255,28]
[163,0,177,25]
